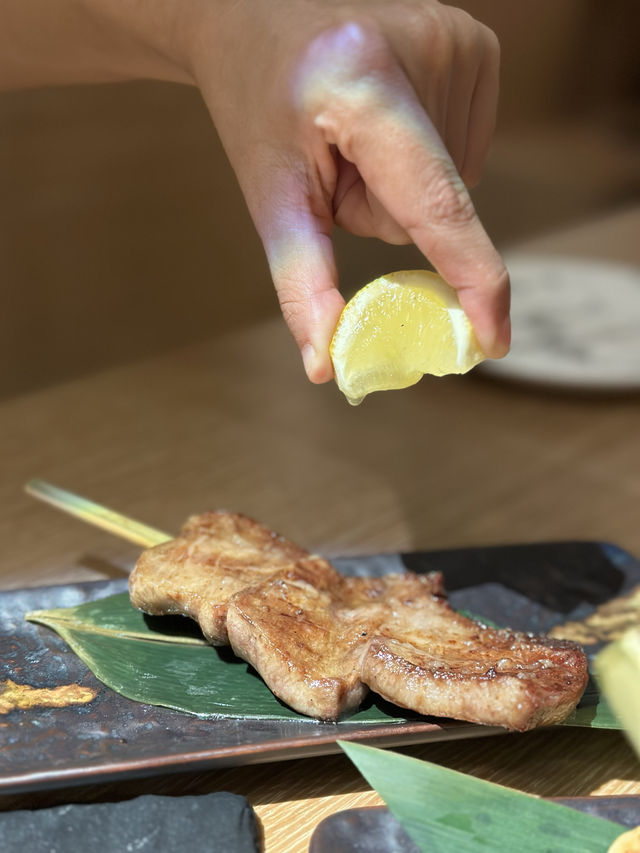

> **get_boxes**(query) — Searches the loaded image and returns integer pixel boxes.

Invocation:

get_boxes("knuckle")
[447,6,476,32]
[409,6,456,69]
[480,23,501,61]
[295,21,402,160]
[276,287,307,336]
[296,20,396,111]
[422,165,477,229]
[407,4,445,47]
[315,20,391,78]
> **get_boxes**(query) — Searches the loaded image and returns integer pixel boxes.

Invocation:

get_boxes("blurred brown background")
[2,0,639,399]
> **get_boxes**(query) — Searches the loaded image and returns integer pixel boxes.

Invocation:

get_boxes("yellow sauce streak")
[550,584,640,645]
[0,679,97,714]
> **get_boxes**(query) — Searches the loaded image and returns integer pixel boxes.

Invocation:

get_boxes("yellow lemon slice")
[329,270,485,405]
[608,826,640,853]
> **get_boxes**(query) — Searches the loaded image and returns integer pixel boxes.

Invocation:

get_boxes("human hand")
[192,0,510,381]
[0,0,509,382]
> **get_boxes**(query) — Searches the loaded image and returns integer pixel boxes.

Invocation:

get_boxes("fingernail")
[497,314,511,357]
[302,344,317,378]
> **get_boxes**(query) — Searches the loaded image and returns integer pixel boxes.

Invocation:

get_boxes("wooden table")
[2,206,640,850]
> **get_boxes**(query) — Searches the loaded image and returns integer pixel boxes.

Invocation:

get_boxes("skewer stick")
[25,479,172,548]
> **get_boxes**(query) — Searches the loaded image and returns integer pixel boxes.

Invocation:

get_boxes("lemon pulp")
[329,270,485,405]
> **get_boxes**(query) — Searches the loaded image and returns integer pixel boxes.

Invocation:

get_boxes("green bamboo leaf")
[562,691,620,730]
[339,741,626,853]
[26,594,407,723]
[27,594,614,729]
[27,593,208,645]
[560,673,620,730]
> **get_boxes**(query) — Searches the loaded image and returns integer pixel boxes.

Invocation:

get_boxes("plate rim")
[480,252,640,391]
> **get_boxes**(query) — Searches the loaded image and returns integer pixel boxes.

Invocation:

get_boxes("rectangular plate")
[1,541,638,794]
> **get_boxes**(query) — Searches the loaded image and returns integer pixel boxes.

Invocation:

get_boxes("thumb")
[255,189,345,384]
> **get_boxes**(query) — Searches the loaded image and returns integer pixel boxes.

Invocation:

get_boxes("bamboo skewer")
[24,479,172,548]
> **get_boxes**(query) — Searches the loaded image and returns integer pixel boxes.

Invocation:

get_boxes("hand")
[0,0,510,382]
[192,0,510,381]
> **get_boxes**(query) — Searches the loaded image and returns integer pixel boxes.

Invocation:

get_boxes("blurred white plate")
[480,254,640,390]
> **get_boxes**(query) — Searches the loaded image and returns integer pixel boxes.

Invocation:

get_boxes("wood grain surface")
[2,206,640,850]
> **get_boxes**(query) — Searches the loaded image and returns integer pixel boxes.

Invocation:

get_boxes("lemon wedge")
[608,826,640,853]
[329,270,485,405]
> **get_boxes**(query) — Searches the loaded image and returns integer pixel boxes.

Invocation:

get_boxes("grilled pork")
[129,512,588,729]
[130,511,308,643]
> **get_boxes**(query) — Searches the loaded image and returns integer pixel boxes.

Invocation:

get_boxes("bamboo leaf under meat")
[26,594,616,728]
[26,593,408,723]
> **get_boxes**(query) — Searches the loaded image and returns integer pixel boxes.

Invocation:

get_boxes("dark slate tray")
[1,541,638,795]
[309,799,640,853]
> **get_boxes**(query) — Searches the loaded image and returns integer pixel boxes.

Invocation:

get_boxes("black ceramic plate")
[308,798,640,853]
[1,541,638,795]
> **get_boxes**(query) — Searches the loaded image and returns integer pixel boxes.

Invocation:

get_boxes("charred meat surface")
[129,512,588,728]
[129,511,308,643]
